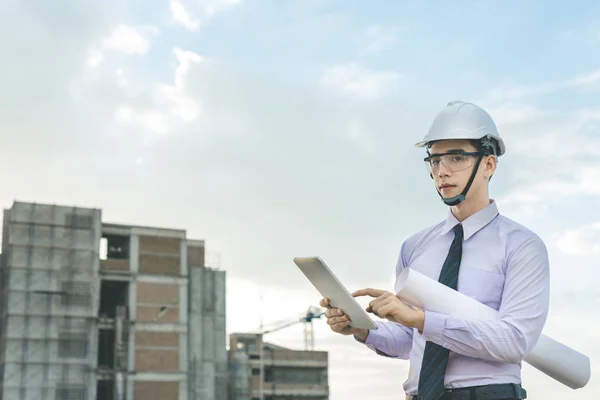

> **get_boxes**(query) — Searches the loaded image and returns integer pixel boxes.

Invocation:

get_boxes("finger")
[368,298,379,309]
[377,304,397,319]
[331,320,352,331]
[325,308,344,318]
[372,292,398,309]
[352,288,386,298]
[370,300,390,317]
[327,315,349,324]
[320,298,331,308]
[366,306,381,318]
[370,295,392,308]
[368,295,387,310]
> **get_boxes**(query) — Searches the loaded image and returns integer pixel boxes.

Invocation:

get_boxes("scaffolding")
[0,202,101,400]
[0,200,230,400]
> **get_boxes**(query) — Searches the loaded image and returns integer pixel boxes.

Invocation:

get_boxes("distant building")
[0,200,227,400]
[228,333,329,400]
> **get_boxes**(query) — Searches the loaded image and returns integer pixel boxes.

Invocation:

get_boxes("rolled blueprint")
[395,268,591,389]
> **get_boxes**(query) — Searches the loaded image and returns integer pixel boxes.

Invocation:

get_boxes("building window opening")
[99,280,129,319]
[98,329,115,368]
[96,380,114,400]
[101,234,129,260]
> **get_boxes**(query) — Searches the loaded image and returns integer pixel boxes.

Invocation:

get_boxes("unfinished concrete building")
[228,333,329,400]
[0,200,227,400]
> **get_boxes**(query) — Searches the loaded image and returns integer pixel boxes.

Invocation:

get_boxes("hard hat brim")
[414,137,505,156]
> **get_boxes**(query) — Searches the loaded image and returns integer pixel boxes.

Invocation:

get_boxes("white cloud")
[170,0,200,31]
[487,104,548,124]
[470,101,600,221]
[482,104,600,160]
[487,81,561,102]
[170,0,242,31]
[101,24,156,54]
[113,47,203,135]
[554,222,600,256]
[205,0,242,16]
[486,68,600,101]
[86,24,159,68]
[155,48,204,121]
[319,63,400,99]
[568,69,600,88]
[497,162,600,209]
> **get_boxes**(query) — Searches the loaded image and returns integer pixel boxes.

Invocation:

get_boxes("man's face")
[426,139,487,199]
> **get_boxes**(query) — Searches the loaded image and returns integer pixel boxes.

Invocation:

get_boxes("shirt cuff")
[421,310,448,344]
[353,321,384,346]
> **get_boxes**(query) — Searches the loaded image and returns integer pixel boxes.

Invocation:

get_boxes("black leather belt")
[411,383,527,400]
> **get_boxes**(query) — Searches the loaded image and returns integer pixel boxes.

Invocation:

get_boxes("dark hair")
[469,137,498,156]
[468,138,497,182]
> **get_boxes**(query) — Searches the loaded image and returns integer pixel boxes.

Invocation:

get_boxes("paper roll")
[395,268,591,389]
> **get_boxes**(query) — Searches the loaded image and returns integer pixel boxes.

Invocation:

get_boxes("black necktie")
[417,223,464,400]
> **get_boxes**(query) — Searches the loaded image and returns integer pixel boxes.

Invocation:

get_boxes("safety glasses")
[424,151,480,174]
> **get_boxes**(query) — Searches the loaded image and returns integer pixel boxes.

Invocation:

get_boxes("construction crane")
[259,305,326,351]
[254,305,326,400]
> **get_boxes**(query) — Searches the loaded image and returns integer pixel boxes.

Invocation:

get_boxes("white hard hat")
[415,100,506,156]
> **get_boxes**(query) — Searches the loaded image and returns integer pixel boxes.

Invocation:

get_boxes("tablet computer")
[293,256,378,330]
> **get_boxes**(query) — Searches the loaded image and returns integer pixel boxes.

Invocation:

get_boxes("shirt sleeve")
[420,234,550,364]
[354,242,414,359]
[355,320,414,359]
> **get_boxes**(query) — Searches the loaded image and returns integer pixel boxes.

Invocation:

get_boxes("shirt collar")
[440,199,500,240]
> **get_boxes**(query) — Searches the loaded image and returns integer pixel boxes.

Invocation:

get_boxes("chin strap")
[433,153,485,206]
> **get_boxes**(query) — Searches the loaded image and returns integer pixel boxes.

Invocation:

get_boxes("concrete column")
[180,240,188,277]
[130,235,139,274]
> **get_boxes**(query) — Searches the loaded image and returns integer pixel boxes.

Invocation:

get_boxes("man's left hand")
[352,288,424,330]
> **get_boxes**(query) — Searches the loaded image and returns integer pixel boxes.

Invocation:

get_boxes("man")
[320,101,550,400]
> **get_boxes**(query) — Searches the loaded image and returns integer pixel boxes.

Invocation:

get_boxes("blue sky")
[1,1,599,399]
[134,1,600,86]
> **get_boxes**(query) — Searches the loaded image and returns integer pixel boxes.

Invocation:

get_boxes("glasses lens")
[424,159,433,174]
[448,154,469,170]
[425,154,474,174]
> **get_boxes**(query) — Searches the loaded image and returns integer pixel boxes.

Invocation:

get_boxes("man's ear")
[485,155,497,179]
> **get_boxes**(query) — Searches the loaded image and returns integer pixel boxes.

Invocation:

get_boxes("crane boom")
[255,305,325,400]
[257,306,325,350]
[261,319,302,335]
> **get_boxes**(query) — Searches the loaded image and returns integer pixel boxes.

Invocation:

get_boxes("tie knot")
[454,223,464,239]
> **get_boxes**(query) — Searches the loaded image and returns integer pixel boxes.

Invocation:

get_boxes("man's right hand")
[320,297,369,342]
